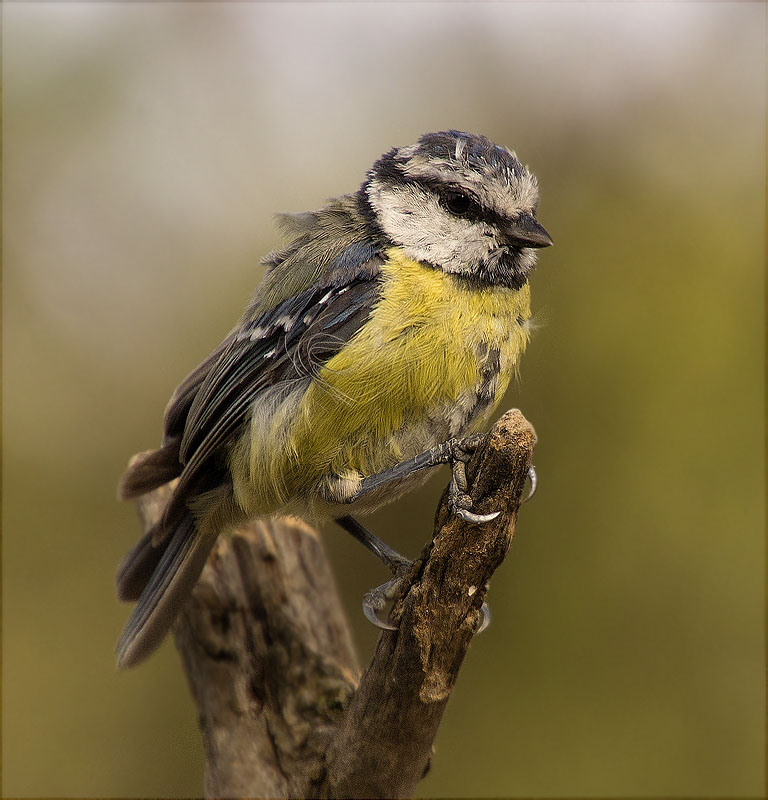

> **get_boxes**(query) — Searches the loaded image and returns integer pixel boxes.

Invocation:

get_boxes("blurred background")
[2,2,764,797]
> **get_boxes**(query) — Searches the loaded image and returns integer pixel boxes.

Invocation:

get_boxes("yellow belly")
[234,247,531,515]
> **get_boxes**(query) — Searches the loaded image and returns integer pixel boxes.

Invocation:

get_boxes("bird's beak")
[503,213,553,249]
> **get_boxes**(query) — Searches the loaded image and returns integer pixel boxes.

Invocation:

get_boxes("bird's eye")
[444,191,472,216]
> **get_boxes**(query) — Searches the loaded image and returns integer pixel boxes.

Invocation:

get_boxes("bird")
[116,130,552,669]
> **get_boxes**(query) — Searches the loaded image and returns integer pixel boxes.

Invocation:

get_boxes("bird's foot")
[362,563,492,634]
[362,561,413,630]
[447,435,500,523]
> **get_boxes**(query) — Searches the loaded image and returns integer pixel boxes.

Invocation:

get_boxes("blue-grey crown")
[410,130,526,184]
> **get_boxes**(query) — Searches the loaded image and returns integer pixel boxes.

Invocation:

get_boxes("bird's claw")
[362,591,398,630]
[523,464,537,502]
[362,566,411,631]
[477,602,491,634]
[455,507,501,524]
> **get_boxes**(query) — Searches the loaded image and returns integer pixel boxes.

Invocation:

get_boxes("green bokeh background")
[3,3,764,797]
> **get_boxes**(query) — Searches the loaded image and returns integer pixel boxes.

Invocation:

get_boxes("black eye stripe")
[365,160,516,230]
[411,179,508,228]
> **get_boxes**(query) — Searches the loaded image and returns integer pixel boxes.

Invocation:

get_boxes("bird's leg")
[335,514,410,631]
[348,434,485,503]
[345,434,536,523]
[335,513,491,633]
[335,513,410,575]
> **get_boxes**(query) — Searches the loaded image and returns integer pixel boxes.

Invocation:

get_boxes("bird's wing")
[160,253,384,532]
[159,194,380,449]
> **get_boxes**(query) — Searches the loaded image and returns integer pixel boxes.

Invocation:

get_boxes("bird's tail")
[117,441,182,501]
[115,514,218,669]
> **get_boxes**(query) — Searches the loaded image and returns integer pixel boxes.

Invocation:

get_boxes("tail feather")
[115,516,217,669]
[115,525,165,602]
[118,440,182,500]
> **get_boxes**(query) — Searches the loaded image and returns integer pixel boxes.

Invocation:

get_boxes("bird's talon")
[455,507,500,524]
[477,602,491,633]
[362,595,398,630]
[361,564,412,632]
[523,464,537,502]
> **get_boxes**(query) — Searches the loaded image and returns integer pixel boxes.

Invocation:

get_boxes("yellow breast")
[236,247,531,515]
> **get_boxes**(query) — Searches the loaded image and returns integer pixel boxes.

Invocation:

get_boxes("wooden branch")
[130,409,536,799]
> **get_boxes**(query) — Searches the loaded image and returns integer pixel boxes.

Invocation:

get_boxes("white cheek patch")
[367,179,493,271]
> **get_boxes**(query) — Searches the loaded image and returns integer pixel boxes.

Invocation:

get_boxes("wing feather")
[159,252,384,533]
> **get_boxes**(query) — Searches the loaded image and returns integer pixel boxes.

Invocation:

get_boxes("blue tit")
[116,130,552,668]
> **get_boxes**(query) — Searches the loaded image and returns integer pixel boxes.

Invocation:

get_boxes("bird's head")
[359,130,552,290]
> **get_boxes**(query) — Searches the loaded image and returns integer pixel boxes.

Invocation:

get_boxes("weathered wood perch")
[130,409,536,799]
